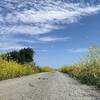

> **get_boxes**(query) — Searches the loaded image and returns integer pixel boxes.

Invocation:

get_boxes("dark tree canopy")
[1,48,34,64]
[19,48,34,64]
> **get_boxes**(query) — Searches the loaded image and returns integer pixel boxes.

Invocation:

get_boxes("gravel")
[0,72,100,100]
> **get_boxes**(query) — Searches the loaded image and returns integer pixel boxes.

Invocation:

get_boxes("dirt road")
[0,72,100,100]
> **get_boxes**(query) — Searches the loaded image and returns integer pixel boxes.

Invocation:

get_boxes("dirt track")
[0,72,100,100]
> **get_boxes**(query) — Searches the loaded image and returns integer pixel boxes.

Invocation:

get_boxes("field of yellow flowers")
[0,57,33,80]
[59,45,100,89]
[39,66,53,72]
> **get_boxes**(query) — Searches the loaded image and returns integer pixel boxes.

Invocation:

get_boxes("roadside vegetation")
[39,66,54,72]
[0,48,40,80]
[0,57,33,80]
[59,45,100,89]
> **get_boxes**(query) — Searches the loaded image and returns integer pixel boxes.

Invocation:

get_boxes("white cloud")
[0,36,35,52]
[0,1,100,35]
[0,40,26,49]
[36,49,48,53]
[0,1,100,51]
[37,36,70,42]
[0,24,59,35]
[0,42,27,53]
[67,48,88,53]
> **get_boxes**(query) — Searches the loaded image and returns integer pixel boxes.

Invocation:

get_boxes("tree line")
[1,48,35,64]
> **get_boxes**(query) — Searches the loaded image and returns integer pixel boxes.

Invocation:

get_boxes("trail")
[0,72,100,100]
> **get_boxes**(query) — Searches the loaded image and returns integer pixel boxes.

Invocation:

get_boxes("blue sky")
[0,0,100,68]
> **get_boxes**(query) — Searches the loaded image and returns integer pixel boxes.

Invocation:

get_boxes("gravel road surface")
[0,72,100,100]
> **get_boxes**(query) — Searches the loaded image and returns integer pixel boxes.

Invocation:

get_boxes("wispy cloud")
[36,49,48,53]
[0,36,33,52]
[67,48,88,53]
[0,0,100,50]
[0,42,27,54]
[37,36,70,42]
[0,1,100,35]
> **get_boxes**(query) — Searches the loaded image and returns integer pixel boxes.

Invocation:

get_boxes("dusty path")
[0,72,100,100]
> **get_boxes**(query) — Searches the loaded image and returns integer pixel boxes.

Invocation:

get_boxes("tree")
[8,51,20,62]
[0,48,34,64]
[19,48,34,64]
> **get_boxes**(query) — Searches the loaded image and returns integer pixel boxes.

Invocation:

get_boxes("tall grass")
[0,57,34,80]
[59,45,100,89]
